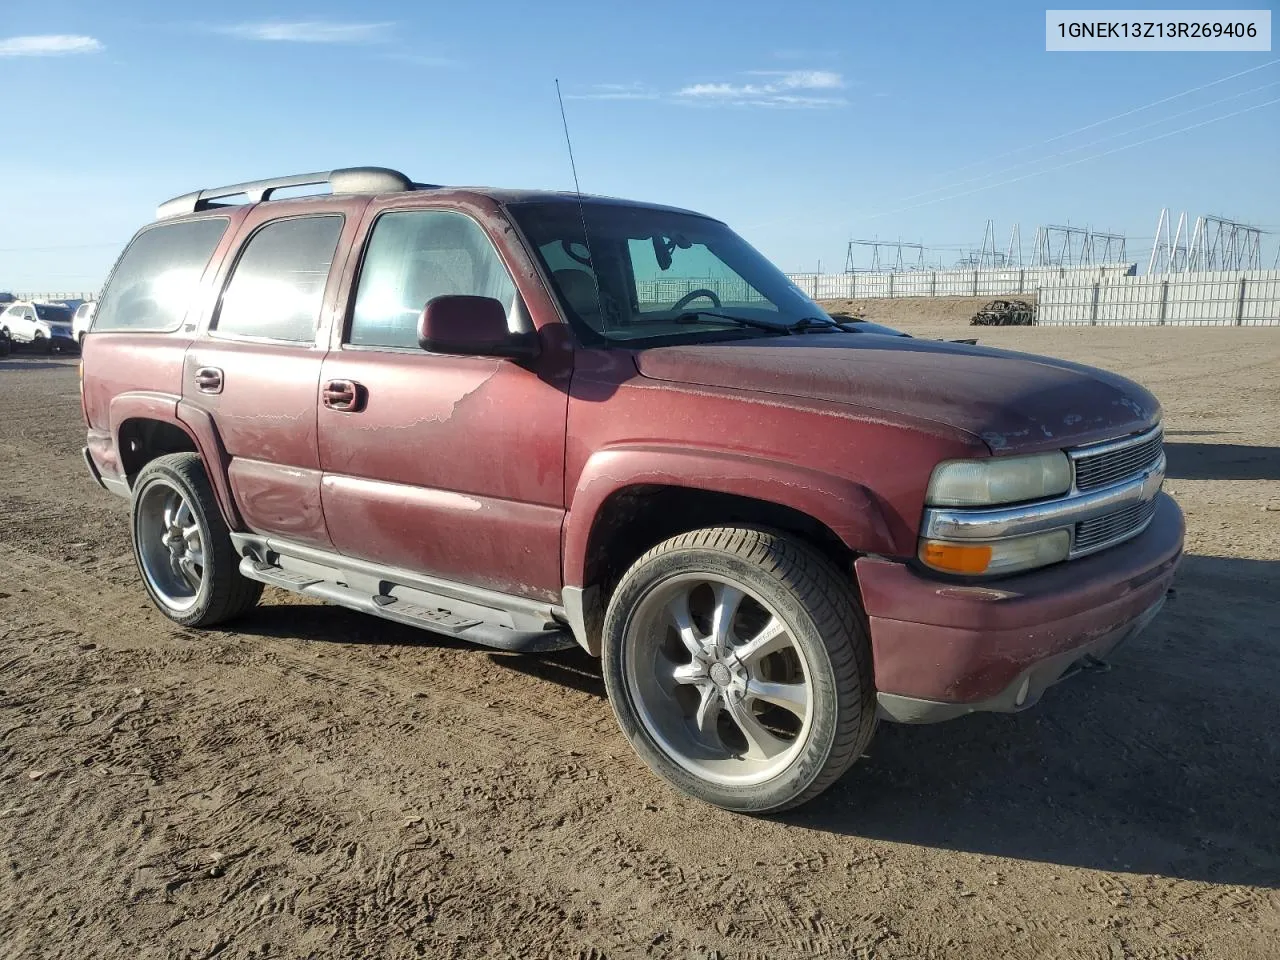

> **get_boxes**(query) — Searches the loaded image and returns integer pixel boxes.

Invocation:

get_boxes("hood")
[633,333,1160,453]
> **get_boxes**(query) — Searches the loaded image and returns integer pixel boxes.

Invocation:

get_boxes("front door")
[316,206,569,602]
[184,203,359,548]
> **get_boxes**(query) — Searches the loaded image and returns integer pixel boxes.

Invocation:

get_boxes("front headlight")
[926,451,1071,507]
[919,529,1071,576]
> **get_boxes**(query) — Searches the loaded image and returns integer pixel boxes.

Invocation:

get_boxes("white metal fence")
[8,291,97,303]
[781,264,1280,327]
[784,264,1137,300]
[1037,269,1280,327]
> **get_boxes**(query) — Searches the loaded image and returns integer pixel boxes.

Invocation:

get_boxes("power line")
[929,57,1280,182]
[862,96,1280,221]
[883,79,1280,208]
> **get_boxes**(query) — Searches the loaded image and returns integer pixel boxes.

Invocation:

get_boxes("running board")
[237,556,576,654]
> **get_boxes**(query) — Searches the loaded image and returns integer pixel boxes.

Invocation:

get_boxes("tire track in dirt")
[0,547,903,958]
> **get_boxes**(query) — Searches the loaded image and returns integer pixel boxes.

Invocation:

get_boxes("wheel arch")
[106,392,242,528]
[561,446,897,655]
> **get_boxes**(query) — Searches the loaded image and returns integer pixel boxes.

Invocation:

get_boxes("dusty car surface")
[81,166,1182,812]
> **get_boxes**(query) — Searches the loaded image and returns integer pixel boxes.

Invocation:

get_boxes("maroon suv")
[81,167,1182,812]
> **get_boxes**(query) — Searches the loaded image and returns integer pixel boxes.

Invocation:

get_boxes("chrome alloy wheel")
[135,481,206,612]
[623,574,814,786]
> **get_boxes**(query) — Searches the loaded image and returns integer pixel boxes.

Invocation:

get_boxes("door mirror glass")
[417,295,538,359]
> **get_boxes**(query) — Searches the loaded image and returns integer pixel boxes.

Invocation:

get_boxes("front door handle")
[323,379,365,412]
[194,366,223,394]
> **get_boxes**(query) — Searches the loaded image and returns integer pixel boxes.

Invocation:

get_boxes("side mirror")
[417,295,539,359]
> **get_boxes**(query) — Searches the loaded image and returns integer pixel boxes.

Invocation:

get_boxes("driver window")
[627,237,772,314]
[350,210,517,349]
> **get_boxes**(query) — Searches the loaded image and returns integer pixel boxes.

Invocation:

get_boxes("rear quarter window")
[94,218,229,333]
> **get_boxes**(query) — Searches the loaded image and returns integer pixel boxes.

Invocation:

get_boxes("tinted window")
[35,305,72,322]
[94,218,229,332]
[216,216,343,342]
[349,211,516,349]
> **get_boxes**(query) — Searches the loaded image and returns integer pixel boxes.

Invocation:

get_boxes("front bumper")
[856,492,1183,723]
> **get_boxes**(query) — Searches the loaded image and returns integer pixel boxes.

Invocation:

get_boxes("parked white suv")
[72,301,96,344]
[0,301,77,353]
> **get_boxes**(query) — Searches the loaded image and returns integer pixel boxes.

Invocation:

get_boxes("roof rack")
[156,166,416,220]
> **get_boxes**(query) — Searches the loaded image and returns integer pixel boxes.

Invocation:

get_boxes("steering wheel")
[671,288,722,312]
[560,239,592,267]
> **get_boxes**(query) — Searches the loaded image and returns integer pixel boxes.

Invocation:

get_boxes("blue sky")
[1,0,1277,291]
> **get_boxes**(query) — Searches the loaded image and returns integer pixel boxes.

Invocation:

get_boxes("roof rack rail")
[156,166,415,220]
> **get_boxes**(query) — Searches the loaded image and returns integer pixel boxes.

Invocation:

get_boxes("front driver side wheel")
[131,453,262,627]
[602,527,877,813]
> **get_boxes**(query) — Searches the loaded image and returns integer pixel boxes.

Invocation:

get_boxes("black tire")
[32,331,50,354]
[601,527,877,813]
[130,453,262,627]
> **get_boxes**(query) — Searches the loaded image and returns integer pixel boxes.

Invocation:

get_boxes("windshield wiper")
[672,311,790,333]
[788,316,845,333]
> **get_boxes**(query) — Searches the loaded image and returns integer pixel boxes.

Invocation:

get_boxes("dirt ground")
[2,311,1278,959]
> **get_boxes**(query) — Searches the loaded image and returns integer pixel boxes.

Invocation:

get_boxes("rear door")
[183,198,365,548]
[316,202,569,602]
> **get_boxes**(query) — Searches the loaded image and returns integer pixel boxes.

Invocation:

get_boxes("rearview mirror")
[417,295,539,359]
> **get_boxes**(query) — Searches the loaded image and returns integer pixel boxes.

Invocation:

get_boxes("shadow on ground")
[231,555,1277,888]
[795,554,1279,888]
[231,598,608,698]
[1165,441,1280,481]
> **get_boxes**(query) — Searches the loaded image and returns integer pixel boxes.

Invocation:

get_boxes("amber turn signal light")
[920,540,993,575]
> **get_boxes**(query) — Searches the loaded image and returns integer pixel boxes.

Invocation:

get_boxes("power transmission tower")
[1148,209,1190,274]
[1033,224,1127,267]
[1006,224,1022,268]
[1187,215,1263,271]
[845,239,927,272]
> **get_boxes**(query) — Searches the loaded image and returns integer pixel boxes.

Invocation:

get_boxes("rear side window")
[215,215,343,343]
[94,218,229,332]
[349,210,516,349]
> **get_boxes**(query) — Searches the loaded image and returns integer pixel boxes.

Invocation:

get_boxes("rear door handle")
[194,366,223,394]
[323,379,365,412]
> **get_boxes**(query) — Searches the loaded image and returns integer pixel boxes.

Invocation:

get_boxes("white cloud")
[565,82,660,101]
[221,21,393,43]
[675,70,847,108]
[746,70,844,89]
[0,35,103,57]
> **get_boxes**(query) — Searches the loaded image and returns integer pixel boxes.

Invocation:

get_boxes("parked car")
[0,300,77,352]
[72,300,96,344]
[81,166,1182,812]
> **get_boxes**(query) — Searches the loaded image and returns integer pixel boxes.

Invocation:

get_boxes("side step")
[239,558,577,654]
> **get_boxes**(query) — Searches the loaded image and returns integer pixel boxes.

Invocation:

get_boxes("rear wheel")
[32,331,50,354]
[602,527,876,813]
[131,453,262,627]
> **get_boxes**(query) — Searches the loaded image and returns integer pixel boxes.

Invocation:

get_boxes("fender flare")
[561,444,898,589]
[105,392,242,529]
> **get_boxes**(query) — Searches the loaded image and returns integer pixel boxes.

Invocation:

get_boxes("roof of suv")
[155,165,710,222]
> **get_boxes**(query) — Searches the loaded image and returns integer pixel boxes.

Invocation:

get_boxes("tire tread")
[610,526,877,812]
[133,453,262,627]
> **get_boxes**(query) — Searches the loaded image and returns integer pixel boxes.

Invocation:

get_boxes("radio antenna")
[554,79,604,320]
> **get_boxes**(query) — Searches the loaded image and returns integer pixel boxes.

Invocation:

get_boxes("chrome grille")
[1073,497,1159,556]
[1072,428,1163,492]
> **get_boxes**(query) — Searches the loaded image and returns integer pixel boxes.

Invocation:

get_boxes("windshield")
[509,201,829,345]
[35,305,72,323]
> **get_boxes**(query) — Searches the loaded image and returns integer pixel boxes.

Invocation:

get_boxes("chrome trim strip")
[1068,424,1163,493]
[923,453,1166,545]
[1067,423,1162,462]
[1069,505,1159,559]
